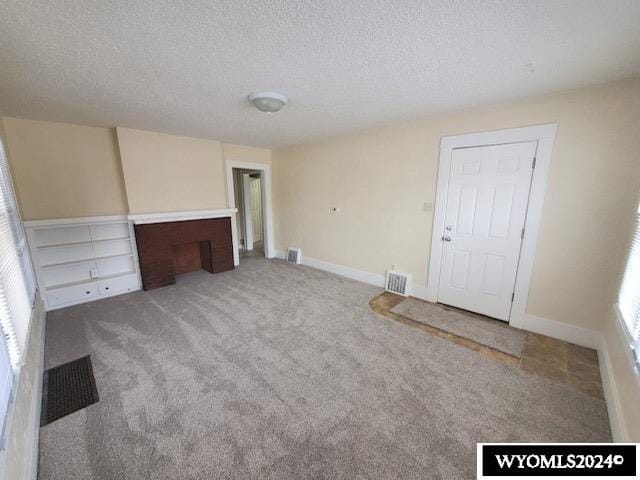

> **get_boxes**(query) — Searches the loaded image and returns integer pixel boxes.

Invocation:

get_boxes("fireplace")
[134,217,234,290]
[171,241,210,274]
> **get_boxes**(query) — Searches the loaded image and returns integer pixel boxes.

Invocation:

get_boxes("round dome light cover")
[248,92,288,113]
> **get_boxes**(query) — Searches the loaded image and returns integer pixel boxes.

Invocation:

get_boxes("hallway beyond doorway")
[241,240,264,258]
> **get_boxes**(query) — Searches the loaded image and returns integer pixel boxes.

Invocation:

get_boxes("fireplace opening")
[134,218,233,290]
[171,241,214,276]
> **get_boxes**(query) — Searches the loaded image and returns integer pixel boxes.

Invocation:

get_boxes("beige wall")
[273,78,640,332]
[1,119,272,219]
[116,127,227,214]
[0,117,5,148]
[222,142,271,164]
[2,82,638,439]
[0,120,274,477]
[273,77,640,439]
[2,118,129,220]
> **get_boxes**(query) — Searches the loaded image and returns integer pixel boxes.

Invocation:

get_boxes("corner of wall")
[110,127,131,215]
[510,314,602,350]
[0,118,27,221]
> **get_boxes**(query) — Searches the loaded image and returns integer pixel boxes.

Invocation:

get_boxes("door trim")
[225,160,275,265]
[425,124,557,326]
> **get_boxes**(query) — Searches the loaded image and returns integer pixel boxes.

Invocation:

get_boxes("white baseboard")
[302,256,385,287]
[275,250,432,295]
[510,313,601,350]
[30,299,46,480]
[496,312,629,442]
[598,334,628,442]
[275,251,386,287]
[409,283,431,301]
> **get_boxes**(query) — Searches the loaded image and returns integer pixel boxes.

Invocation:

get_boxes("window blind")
[0,331,12,436]
[0,138,35,368]
[618,198,640,367]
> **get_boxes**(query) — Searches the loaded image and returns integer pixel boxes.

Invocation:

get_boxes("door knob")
[443,236,452,242]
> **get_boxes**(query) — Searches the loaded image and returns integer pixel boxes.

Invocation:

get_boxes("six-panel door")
[437,141,537,321]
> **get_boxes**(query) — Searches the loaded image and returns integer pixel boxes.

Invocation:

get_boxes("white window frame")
[0,136,37,449]
[0,138,36,366]
[614,195,640,372]
[615,303,640,373]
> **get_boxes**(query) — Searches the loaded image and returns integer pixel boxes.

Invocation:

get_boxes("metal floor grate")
[41,355,99,426]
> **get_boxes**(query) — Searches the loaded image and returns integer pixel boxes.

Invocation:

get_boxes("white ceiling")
[0,1,639,148]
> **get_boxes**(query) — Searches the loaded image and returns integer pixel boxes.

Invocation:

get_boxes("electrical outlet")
[423,201,433,212]
[391,264,396,270]
[90,268,99,279]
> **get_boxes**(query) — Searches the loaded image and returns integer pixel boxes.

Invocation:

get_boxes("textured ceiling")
[1,0,639,148]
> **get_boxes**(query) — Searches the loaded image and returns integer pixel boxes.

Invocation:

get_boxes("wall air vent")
[385,270,411,296]
[287,247,302,264]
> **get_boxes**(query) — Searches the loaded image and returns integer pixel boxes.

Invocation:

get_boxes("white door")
[437,141,537,321]
[242,174,254,250]
[249,177,263,242]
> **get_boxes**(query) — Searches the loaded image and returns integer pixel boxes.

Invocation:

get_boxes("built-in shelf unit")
[24,215,142,311]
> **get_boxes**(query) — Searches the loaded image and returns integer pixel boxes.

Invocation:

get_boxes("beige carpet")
[390,297,526,357]
[39,256,609,479]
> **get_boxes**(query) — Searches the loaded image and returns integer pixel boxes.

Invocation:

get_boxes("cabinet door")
[98,273,139,296]
[47,284,98,307]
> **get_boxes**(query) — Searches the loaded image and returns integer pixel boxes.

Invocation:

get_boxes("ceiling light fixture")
[248,92,288,113]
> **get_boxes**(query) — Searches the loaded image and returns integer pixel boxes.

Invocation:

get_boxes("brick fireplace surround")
[134,217,234,290]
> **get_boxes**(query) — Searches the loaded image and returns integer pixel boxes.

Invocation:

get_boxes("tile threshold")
[369,292,604,400]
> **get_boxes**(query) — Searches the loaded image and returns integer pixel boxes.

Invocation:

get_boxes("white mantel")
[128,208,241,266]
[127,208,237,225]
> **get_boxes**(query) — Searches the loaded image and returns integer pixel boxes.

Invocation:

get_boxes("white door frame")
[225,160,275,264]
[425,124,557,326]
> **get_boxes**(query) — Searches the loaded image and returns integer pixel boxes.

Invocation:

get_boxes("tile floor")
[370,292,603,399]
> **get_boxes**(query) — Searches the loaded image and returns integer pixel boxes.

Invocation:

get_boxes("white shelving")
[24,215,142,310]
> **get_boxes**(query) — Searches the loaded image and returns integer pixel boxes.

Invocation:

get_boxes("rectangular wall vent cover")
[287,247,302,264]
[385,270,411,296]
